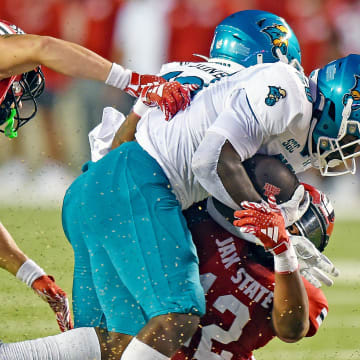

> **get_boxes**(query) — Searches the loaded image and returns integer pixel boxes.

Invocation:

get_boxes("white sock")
[0,327,101,360]
[121,338,170,360]
[16,259,46,287]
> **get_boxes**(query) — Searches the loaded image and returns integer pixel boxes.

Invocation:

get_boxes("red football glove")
[32,275,73,332]
[124,72,194,120]
[233,195,291,255]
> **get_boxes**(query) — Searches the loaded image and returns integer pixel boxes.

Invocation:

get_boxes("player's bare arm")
[0,221,27,275]
[111,112,141,149]
[217,140,263,204]
[0,26,192,122]
[234,196,309,342]
[272,271,309,342]
[0,222,73,332]
[0,34,112,81]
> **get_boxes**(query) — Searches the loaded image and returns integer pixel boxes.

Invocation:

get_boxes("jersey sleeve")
[240,63,312,137]
[158,61,183,77]
[206,63,312,162]
[303,278,329,337]
[206,88,264,161]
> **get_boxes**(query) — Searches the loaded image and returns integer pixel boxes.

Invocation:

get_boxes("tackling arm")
[0,34,191,120]
[272,271,309,342]
[0,34,112,81]
[234,198,309,342]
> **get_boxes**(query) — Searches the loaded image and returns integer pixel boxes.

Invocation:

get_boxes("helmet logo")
[263,183,281,197]
[343,75,360,113]
[261,24,289,59]
[215,39,223,50]
[265,86,286,106]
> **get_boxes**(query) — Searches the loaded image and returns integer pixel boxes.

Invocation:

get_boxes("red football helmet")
[0,20,45,137]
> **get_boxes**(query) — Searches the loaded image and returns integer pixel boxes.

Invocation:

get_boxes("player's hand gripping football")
[290,235,339,287]
[124,73,195,120]
[233,195,291,255]
[32,275,73,332]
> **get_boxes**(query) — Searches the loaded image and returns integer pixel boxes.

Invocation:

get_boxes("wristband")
[133,99,150,117]
[16,259,46,287]
[274,243,299,274]
[105,63,132,90]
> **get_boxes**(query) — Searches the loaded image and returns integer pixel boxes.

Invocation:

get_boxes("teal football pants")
[62,141,205,335]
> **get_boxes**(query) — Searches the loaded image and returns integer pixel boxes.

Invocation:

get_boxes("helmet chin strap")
[4,108,18,138]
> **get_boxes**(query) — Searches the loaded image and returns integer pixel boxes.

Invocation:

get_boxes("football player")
[0,19,191,137]
[63,11,359,360]
[112,9,302,147]
[0,19,191,333]
[0,156,339,360]
[1,10,353,360]
[172,164,337,359]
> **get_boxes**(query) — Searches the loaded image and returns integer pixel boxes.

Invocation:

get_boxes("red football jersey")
[172,218,328,360]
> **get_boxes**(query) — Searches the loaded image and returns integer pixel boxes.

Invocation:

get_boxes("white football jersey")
[159,58,243,88]
[136,61,313,210]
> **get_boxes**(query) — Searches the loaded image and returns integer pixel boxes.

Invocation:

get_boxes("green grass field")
[0,208,359,359]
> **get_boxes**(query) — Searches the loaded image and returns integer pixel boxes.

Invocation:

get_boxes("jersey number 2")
[192,273,251,359]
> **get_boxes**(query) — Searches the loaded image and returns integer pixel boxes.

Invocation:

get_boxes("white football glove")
[290,235,339,287]
[278,185,310,227]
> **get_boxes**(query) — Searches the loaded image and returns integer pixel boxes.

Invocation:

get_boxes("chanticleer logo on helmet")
[261,24,290,60]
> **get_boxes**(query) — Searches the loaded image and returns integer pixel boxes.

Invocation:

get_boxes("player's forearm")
[217,140,262,205]
[0,34,112,82]
[193,137,262,210]
[36,36,112,81]
[0,222,28,275]
[272,271,309,342]
[111,111,140,149]
[0,34,42,78]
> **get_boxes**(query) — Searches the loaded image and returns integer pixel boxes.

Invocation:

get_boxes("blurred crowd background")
[0,0,359,216]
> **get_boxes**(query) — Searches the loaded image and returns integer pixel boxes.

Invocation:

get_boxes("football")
[243,154,300,204]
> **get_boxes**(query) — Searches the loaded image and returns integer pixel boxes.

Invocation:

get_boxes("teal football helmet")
[209,10,301,69]
[309,54,360,176]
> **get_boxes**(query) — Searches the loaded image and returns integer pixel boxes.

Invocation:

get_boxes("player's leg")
[95,328,133,360]
[63,185,146,358]
[0,327,101,360]
[62,206,104,329]
[87,142,205,357]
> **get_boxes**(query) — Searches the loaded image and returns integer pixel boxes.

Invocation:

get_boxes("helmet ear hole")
[328,101,336,122]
